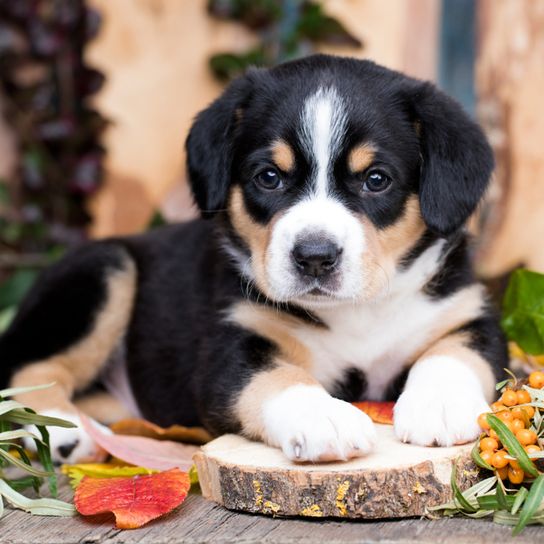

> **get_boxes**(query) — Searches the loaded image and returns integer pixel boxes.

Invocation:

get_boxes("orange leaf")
[75,468,190,529]
[353,401,394,424]
[110,418,212,445]
[79,413,198,471]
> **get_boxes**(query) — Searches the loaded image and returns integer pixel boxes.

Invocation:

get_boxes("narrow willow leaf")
[0,480,75,517]
[0,429,44,444]
[0,447,52,477]
[5,476,40,492]
[471,440,493,471]
[514,474,544,535]
[12,445,42,493]
[451,465,477,513]
[487,414,539,478]
[35,425,56,497]
[0,383,55,399]
[3,409,76,428]
[496,379,510,391]
[524,385,544,403]
[496,482,510,510]
[512,487,529,515]
[0,400,26,416]
[494,509,544,526]
[0,493,3,519]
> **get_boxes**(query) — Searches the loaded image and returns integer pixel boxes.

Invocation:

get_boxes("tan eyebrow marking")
[348,143,376,172]
[271,139,295,172]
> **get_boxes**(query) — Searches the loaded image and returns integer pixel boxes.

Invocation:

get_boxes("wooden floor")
[1,478,543,543]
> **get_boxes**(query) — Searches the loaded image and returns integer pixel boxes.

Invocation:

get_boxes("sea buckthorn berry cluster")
[477,371,544,484]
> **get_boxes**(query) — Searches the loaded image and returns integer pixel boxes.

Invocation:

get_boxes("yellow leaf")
[61,463,158,489]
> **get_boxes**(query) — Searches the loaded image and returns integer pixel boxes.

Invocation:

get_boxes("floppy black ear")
[410,82,494,236]
[185,76,253,216]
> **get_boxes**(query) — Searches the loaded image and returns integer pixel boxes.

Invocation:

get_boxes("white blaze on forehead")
[300,87,347,196]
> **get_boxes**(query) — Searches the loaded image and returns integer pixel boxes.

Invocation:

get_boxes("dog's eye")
[363,170,391,193]
[254,169,283,191]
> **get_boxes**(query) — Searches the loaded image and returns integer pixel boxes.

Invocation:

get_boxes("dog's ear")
[185,76,253,216]
[408,82,494,236]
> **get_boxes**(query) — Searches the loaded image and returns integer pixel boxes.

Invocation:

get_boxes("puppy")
[0,55,508,464]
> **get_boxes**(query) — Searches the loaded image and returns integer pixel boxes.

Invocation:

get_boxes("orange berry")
[529,371,544,389]
[525,445,541,454]
[478,412,491,431]
[515,429,538,446]
[489,429,499,440]
[522,405,535,418]
[509,458,521,470]
[501,389,518,407]
[497,410,514,423]
[491,402,506,412]
[480,437,499,452]
[508,466,525,484]
[512,418,525,432]
[492,450,509,468]
[516,389,531,404]
[480,450,493,464]
[497,466,509,480]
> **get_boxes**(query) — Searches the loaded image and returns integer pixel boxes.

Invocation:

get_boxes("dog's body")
[0,55,508,463]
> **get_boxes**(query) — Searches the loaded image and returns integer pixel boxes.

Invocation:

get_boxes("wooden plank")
[1,477,543,543]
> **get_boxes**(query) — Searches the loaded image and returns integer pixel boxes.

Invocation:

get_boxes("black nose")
[57,440,79,459]
[292,238,342,278]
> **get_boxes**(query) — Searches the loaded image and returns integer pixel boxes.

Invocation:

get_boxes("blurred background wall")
[0,0,543,318]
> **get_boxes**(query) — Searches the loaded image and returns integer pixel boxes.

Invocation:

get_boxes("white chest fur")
[291,242,484,399]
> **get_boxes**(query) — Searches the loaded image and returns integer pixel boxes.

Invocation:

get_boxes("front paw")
[394,385,489,447]
[24,409,107,464]
[262,385,376,462]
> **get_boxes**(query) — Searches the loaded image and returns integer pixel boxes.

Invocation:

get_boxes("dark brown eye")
[254,169,283,191]
[363,170,391,193]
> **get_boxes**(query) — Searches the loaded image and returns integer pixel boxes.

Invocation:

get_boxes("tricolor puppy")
[0,55,508,464]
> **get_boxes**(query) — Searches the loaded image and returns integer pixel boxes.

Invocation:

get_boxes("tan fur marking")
[271,140,295,172]
[228,302,312,370]
[74,391,132,423]
[11,255,137,414]
[235,362,319,440]
[377,196,426,264]
[229,186,275,295]
[420,331,496,401]
[348,143,375,172]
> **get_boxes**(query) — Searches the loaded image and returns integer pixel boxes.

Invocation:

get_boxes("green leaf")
[495,480,509,510]
[477,492,515,511]
[0,400,26,416]
[450,464,477,513]
[2,409,77,428]
[471,440,493,471]
[501,269,544,355]
[495,379,510,391]
[514,473,544,535]
[0,447,52,477]
[0,307,15,333]
[35,425,56,497]
[5,476,40,493]
[0,480,75,517]
[487,414,539,478]
[512,486,529,515]
[0,382,55,398]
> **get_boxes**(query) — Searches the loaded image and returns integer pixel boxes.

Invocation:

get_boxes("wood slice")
[193,425,480,519]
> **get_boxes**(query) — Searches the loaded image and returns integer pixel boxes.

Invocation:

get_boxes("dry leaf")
[110,418,212,445]
[353,401,394,425]
[61,463,158,489]
[79,414,198,471]
[74,468,190,529]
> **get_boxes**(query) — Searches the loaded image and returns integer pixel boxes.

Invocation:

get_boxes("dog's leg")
[2,244,136,462]
[74,391,133,425]
[233,361,376,462]
[394,317,506,446]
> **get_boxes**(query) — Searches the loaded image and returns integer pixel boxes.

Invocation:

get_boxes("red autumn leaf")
[353,401,394,424]
[75,468,190,529]
[79,413,198,471]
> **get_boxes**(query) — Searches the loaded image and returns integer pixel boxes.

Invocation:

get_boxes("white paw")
[23,409,107,464]
[262,385,376,462]
[394,357,490,447]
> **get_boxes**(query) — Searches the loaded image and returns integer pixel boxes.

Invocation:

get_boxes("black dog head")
[185,55,493,304]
